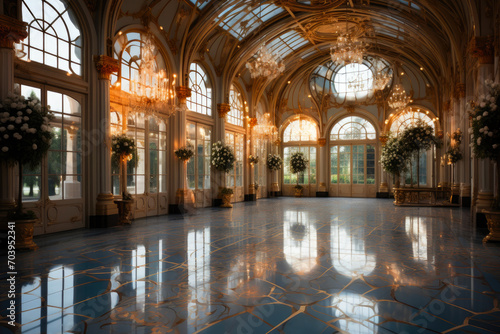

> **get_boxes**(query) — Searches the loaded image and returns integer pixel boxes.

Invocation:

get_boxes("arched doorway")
[329,115,377,197]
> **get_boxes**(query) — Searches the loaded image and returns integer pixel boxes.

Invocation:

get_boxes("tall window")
[18,84,82,201]
[283,118,317,185]
[126,115,146,194]
[228,86,244,127]
[333,63,373,101]
[330,116,376,186]
[148,118,168,194]
[19,0,82,75]
[225,132,244,187]
[187,63,212,116]
[187,123,212,190]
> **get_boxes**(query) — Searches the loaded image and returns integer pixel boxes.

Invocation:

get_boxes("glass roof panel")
[268,30,308,58]
[217,3,284,41]
[187,0,209,10]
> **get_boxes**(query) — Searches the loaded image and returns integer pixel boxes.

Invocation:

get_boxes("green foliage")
[111,134,137,165]
[211,141,235,173]
[380,135,409,176]
[446,128,463,164]
[221,187,233,195]
[266,153,282,171]
[248,154,259,165]
[174,145,194,161]
[470,79,500,161]
[398,120,440,155]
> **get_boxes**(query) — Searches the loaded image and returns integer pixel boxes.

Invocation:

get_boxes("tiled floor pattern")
[1,198,500,333]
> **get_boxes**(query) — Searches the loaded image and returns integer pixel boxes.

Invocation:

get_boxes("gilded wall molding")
[0,15,27,49]
[93,55,119,80]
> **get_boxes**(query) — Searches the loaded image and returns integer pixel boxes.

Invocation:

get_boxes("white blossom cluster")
[290,152,308,174]
[211,141,235,173]
[0,89,53,164]
[469,79,500,159]
[380,136,408,175]
[266,153,283,170]
[174,145,195,161]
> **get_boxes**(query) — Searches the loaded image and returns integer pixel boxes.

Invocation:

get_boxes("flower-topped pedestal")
[211,141,235,207]
[266,154,283,196]
[290,152,308,197]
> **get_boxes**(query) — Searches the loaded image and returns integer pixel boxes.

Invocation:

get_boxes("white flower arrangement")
[290,152,308,174]
[111,134,137,163]
[248,154,259,165]
[211,141,235,173]
[266,153,283,170]
[380,135,408,176]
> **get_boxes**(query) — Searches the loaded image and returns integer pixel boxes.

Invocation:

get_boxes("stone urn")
[294,187,303,197]
[482,209,500,243]
[15,219,38,251]
[114,200,134,225]
[221,194,233,208]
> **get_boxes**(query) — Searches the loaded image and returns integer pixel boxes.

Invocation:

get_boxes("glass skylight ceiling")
[187,0,209,10]
[217,2,284,40]
[267,30,309,58]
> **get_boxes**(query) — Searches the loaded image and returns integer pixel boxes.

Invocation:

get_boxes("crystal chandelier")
[246,44,285,80]
[253,112,278,141]
[130,33,176,116]
[330,33,367,66]
[373,59,391,91]
[387,83,410,111]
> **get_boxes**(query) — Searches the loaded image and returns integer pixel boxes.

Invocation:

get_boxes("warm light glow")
[330,33,367,66]
[246,44,285,80]
[388,84,410,111]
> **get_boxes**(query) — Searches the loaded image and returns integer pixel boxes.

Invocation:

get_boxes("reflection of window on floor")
[405,216,434,272]
[187,228,211,329]
[132,245,146,312]
[21,266,75,334]
[330,223,376,277]
[283,210,317,274]
[333,292,378,333]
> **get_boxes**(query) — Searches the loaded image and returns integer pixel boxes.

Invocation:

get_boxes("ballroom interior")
[1,0,500,333]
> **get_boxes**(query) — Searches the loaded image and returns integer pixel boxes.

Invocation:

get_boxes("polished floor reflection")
[2,198,500,333]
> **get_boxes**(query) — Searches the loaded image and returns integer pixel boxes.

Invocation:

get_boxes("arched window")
[390,109,435,134]
[187,63,212,116]
[228,86,244,127]
[283,117,318,188]
[283,118,318,142]
[333,63,374,101]
[329,115,377,196]
[330,116,376,141]
[19,0,82,75]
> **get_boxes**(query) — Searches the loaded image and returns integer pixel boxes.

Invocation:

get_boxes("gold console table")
[393,187,455,206]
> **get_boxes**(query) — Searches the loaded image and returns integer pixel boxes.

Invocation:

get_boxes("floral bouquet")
[266,153,283,170]
[220,187,234,195]
[211,141,235,173]
[380,135,409,176]
[290,152,308,174]
[447,128,463,164]
[248,154,259,165]
[399,119,440,154]
[0,89,53,218]
[174,145,195,161]
[470,79,500,160]
[112,134,136,163]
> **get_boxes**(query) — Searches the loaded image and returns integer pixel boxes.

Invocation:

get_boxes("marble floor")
[2,198,500,334]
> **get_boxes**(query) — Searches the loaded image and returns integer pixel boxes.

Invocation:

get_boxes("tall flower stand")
[114,199,133,225]
[15,219,38,250]
[483,210,500,243]
[221,194,233,208]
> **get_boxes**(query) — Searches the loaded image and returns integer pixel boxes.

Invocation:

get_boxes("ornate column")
[472,36,495,212]
[212,102,230,205]
[0,15,27,220]
[170,86,190,213]
[90,55,119,227]
[317,137,328,197]
[378,134,389,197]
[436,129,446,187]
[247,117,257,201]
[455,83,471,206]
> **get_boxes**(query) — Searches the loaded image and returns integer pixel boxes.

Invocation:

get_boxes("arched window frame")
[18,0,83,75]
[228,85,245,127]
[187,62,212,116]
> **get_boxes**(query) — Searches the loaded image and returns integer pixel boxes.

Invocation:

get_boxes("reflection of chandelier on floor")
[246,44,285,80]
[253,112,278,141]
[130,33,176,116]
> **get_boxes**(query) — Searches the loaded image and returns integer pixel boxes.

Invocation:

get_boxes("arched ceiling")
[114,0,494,110]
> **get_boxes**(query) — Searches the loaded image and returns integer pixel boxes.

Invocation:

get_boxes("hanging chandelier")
[253,112,278,141]
[330,1,367,67]
[372,58,391,91]
[246,44,285,80]
[130,33,176,116]
[330,33,367,66]
[387,83,410,111]
[245,1,285,80]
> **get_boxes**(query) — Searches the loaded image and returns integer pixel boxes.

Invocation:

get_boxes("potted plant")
[174,145,195,162]
[290,152,308,197]
[0,89,54,250]
[266,153,283,171]
[220,187,234,208]
[398,120,440,187]
[380,134,409,192]
[211,141,236,208]
[111,134,137,224]
[470,79,500,242]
